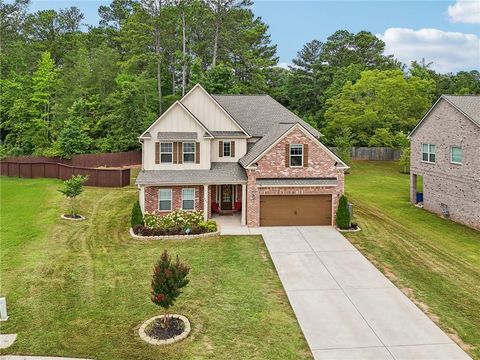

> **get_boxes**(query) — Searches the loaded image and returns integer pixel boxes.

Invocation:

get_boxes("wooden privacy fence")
[330,147,402,161]
[1,161,131,187]
[1,150,142,168]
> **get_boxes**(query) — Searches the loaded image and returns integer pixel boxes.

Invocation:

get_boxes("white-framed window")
[223,141,231,157]
[422,143,435,163]
[183,142,195,163]
[158,189,172,211]
[160,142,173,163]
[182,188,195,210]
[451,146,462,164]
[290,144,303,167]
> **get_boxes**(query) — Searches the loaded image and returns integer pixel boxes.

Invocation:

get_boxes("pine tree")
[336,195,351,230]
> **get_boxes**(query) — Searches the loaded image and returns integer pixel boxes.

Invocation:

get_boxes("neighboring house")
[409,95,480,230]
[136,84,348,227]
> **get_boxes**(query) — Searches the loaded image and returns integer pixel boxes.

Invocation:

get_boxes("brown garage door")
[260,195,332,226]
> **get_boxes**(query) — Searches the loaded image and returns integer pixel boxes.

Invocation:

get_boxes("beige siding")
[143,103,211,170]
[210,139,248,162]
[181,86,244,132]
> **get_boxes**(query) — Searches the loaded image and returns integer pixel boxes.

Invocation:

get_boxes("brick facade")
[246,128,345,227]
[144,185,205,215]
[410,99,480,230]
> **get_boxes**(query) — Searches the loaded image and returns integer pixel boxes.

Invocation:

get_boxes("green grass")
[0,176,310,360]
[344,161,480,359]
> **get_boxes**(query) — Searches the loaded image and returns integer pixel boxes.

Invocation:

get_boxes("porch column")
[241,183,247,225]
[203,184,209,220]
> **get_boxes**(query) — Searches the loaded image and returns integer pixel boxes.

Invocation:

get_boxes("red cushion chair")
[234,202,242,213]
[211,202,220,214]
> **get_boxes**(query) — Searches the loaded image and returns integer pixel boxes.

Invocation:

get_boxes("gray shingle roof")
[135,162,247,185]
[212,95,322,138]
[443,95,480,126]
[210,131,249,138]
[239,123,295,167]
[256,177,337,186]
[157,132,197,140]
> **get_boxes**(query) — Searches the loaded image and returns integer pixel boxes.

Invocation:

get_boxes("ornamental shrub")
[151,250,190,328]
[199,220,217,233]
[144,213,162,229]
[336,195,351,230]
[131,200,144,228]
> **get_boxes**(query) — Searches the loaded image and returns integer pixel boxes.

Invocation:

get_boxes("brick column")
[410,173,417,204]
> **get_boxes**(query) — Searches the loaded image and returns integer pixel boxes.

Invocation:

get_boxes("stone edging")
[130,227,220,240]
[336,226,361,233]
[60,214,86,221]
[139,314,191,345]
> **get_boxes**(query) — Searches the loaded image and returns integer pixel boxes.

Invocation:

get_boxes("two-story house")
[409,95,480,230]
[136,84,348,227]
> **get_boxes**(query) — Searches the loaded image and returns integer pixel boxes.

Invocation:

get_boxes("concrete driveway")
[259,226,471,360]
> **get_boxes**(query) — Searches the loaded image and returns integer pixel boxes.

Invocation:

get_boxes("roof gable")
[139,101,213,139]
[181,84,250,136]
[240,123,348,169]
[409,95,480,138]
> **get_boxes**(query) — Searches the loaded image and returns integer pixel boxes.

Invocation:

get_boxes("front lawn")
[344,161,480,359]
[0,176,310,360]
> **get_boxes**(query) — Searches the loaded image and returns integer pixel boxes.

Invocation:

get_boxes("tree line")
[1,0,479,158]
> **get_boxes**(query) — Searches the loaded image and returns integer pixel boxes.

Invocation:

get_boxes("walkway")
[259,226,471,360]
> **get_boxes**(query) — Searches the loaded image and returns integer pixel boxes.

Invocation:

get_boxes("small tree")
[131,200,144,228]
[399,146,411,174]
[333,127,353,166]
[58,175,88,216]
[336,195,351,229]
[151,250,190,328]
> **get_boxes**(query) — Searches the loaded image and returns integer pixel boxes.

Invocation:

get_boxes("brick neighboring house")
[136,84,348,227]
[409,95,480,230]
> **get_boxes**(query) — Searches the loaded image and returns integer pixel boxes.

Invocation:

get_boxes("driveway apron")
[259,226,471,360]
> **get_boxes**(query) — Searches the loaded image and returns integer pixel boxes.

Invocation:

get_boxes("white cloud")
[276,62,293,70]
[378,28,480,73]
[448,0,480,24]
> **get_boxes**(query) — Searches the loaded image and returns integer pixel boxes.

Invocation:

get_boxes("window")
[290,144,303,167]
[183,142,195,163]
[160,142,173,163]
[451,146,462,164]
[182,188,195,210]
[158,189,172,211]
[223,141,231,157]
[422,143,435,163]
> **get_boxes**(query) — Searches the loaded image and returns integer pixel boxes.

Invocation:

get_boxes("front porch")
[209,184,247,225]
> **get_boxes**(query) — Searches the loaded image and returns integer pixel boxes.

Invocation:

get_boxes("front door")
[221,185,233,210]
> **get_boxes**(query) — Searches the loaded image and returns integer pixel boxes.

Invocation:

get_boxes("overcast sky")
[29,0,480,73]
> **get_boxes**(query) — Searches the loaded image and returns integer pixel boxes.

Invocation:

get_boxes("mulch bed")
[145,318,185,340]
[63,214,83,219]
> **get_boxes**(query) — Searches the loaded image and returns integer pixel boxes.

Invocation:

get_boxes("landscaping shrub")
[199,220,217,233]
[131,200,144,228]
[336,195,351,229]
[144,213,162,229]
[151,250,190,328]
[134,211,217,236]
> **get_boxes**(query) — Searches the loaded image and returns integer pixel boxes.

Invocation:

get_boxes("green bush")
[131,200,144,228]
[199,219,217,233]
[336,195,351,229]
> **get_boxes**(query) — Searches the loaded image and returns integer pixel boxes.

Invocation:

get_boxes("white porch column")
[241,183,247,225]
[203,184,209,220]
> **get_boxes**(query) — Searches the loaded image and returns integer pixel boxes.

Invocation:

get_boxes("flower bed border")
[139,314,191,345]
[130,227,220,240]
[61,214,86,221]
[336,226,361,233]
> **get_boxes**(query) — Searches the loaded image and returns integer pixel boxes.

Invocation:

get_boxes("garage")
[259,194,332,226]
